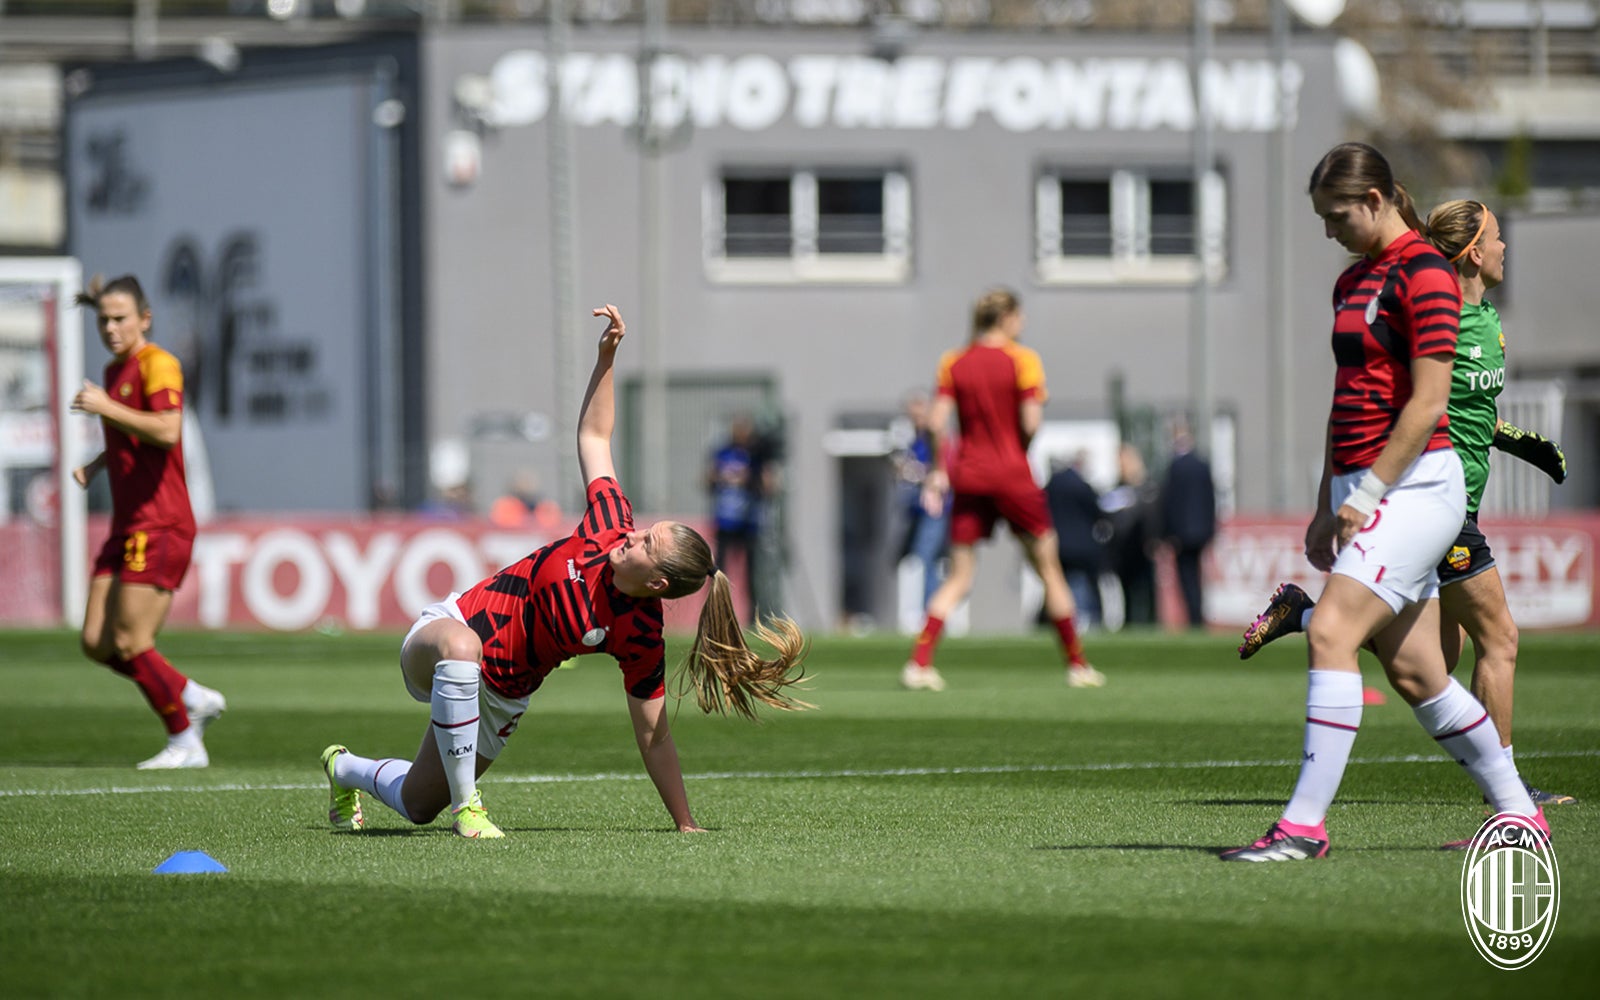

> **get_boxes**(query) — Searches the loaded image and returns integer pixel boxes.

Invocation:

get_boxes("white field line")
[1,748,1596,799]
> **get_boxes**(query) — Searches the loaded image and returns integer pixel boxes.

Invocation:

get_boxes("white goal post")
[0,257,86,626]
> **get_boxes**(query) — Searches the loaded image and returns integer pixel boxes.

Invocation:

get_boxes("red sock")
[1053,616,1087,667]
[126,649,191,735]
[910,616,945,667]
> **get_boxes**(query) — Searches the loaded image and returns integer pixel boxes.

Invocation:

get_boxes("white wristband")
[1343,470,1388,519]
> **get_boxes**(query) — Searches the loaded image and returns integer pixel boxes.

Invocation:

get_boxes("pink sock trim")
[1277,818,1326,839]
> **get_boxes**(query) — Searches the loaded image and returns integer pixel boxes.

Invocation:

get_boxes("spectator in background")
[1101,443,1159,627]
[890,390,950,611]
[490,468,563,532]
[707,413,764,620]
[1160,421,1217,629]
[1044,451,1107,628]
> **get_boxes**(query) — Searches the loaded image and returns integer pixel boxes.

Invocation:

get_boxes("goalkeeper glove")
[1493,422,1567,484]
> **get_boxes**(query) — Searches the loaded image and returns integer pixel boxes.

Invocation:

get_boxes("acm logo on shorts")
[1460,812,1559,969]
[1447,546,1472,573]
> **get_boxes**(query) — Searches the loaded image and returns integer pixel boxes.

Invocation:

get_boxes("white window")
[704,169,911,284]
[1035,168,1227,285]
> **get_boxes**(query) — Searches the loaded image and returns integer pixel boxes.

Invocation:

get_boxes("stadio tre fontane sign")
[483,51,1306,133]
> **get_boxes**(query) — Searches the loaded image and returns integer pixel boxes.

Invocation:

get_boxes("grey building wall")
[420,26,1352,632]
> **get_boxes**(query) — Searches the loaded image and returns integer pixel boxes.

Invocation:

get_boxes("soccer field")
[2,627,1594,998]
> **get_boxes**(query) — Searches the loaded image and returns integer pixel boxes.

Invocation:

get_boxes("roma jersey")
[102,343,195,537]
[1327,230,1461,473]
[936,340,1047,493]
[1449,299,1506,513]
[457,477,666,701]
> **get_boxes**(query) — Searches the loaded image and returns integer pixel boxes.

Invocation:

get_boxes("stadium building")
[2,1,1597,632]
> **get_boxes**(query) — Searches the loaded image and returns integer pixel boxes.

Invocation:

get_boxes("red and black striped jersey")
[457,477,666,701]
[1327,230,1461,473]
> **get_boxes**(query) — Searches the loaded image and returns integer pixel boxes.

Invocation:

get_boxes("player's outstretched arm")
[1493,420,1567,484]
[577,304,625,487]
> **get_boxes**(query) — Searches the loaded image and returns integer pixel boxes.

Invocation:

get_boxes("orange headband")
[1448,205,1489,263]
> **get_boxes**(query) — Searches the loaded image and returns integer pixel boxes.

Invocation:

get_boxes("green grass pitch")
[2,627,1595,998]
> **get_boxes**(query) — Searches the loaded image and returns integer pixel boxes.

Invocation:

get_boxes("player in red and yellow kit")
[900,287,1104,692]
[321,304,810,839]
[1221,144,1547,862]
[70,275,226,770]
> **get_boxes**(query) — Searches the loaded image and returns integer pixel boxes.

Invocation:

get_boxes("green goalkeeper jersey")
[1448,299,1505,513]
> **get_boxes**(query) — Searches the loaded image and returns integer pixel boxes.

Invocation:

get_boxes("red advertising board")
[1207,514,1600,629]
[2,512,1596,632]
[0,513,734,634]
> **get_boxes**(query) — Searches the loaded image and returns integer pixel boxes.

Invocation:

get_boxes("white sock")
[333,751,415,821]
[1282,670,1364,827]
[1413,679,1536,817]
[431,659,481,811]
[1299,608,1314,631]
[1503,743,1515,769]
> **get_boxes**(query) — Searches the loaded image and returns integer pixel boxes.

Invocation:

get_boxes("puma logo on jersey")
[567,558,581,582]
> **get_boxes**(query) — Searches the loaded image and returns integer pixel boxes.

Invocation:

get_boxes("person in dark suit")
[1044,452,1107,627]
[1160,422,1217,629]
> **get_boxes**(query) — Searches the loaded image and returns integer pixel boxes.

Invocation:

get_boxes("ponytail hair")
[1308,142,1422,231]
[75,273,151,314]
[652,521,812,720]
[675,571,812,721]
[1422,199,1489,269]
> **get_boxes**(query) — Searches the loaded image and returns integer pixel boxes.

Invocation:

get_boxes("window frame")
[1035,165,1228,286]
[704,167,912,285]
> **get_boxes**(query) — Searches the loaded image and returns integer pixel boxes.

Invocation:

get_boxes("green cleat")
[320,744,365,832]
[451,789,505,840]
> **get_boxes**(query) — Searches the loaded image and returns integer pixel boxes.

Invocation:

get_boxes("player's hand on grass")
[1493,421,1567,484]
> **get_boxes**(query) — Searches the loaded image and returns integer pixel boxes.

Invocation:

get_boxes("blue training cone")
[153,851,228,874]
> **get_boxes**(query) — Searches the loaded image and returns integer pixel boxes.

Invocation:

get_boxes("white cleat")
[900,661,947,692]
[136,741,210,770]
[1066,664,1106,689]
[185,685,228,736]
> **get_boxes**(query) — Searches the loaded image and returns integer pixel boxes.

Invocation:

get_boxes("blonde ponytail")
[675,570,812,720]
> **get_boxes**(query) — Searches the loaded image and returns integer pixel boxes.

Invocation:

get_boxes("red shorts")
[948,486,1053,545]
[93,528,194,590]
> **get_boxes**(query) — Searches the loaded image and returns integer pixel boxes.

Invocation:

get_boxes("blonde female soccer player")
[321,304,810,838]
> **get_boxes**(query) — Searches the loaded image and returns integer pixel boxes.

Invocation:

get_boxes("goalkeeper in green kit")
[1240,199,1573,807]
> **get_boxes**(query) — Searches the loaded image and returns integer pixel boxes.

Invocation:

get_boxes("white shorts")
[400,593,530,761]
[1329,449,1466,614]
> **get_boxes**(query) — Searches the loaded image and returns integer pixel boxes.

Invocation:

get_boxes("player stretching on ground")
[71,274,225,770]
[900,287,1103,692]
[321,304,810,838]
[1222,144,1547,862]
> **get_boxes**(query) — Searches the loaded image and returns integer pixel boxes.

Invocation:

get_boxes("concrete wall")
[419,26,1354,631]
